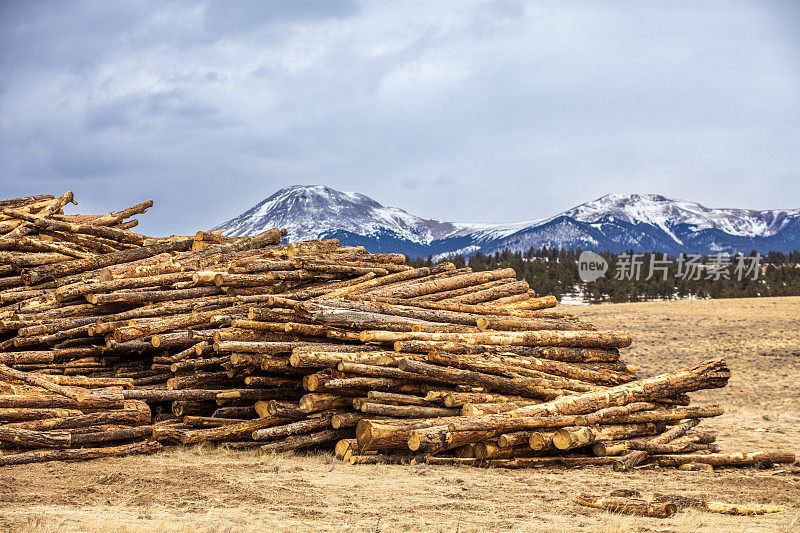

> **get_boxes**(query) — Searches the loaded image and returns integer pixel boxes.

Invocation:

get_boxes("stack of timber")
[0,193,794,472]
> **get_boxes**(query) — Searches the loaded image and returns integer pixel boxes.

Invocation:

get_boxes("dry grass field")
[1,297,798,532]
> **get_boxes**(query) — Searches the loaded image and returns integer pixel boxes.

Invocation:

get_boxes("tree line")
[406,248,800,303]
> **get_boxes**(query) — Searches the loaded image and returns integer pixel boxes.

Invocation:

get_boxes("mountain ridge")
[212,186,800,256]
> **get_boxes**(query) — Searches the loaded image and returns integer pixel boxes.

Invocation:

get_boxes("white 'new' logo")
[577,251,608,282]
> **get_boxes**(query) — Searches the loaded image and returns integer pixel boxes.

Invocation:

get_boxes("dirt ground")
[1,297,798,532]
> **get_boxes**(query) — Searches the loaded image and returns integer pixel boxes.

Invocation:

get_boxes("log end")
[552,428,575,450]
[529,434,547,451]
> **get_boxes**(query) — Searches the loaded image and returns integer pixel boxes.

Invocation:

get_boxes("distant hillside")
[213,185,800,256]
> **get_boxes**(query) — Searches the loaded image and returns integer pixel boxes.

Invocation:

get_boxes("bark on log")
[0,407,83,422]
[426,351,597,391]
[0,427,72,448]
[648,451,795,468]
[511,296,559,311]
[0,394,123,410]
[478,456,617,469]
[496,430,533,448]
[349,454,410,465]
[398,359,567,400]
[87,286,224,305]
[366,391,437,406]
[417,278,517,302]
[608,405,723,425]
[362,329,633,349]
[0,440,162,466]
[359,402,459,418]
[347,294,558,319]
[446,403,656,437]
[22,240,193,285]
[356,417,463,451]
[299,393,352,413]
[553,423,666,450]
[251,414,333,440]
[55,272,192,302]
[392,341,620,363]
[290,351,401,369]
[442,359,729,447]
[7,408,148,431]
[574,493,677,518]
[445,281,530,305]
[371,269,517,299]
[613,418,701,471]
[0,364,88,399]
[258,428,349,454]
[69,425,155,446]
[474,441,543,460]
[652,493,786,515]
[444,392,525,408]
[177,415,292,444]
[528,429,559,451]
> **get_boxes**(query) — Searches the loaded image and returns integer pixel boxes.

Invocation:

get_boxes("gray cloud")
[0,0,798,236]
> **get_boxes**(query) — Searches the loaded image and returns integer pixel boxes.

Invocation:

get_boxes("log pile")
[0,193,794,473]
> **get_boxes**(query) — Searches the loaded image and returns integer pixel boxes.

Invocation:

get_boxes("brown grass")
[1,297,798,532]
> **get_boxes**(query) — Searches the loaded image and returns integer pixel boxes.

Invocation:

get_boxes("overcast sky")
[1,1,798,236]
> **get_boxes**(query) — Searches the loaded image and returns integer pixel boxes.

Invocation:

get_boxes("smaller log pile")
[0,193,794,474]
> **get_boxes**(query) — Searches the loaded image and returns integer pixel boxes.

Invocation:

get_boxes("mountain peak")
[262,185,380,208]
[213,185,455,242]
[565,193,798,239]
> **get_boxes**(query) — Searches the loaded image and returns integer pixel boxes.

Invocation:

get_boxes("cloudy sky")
[1,1,798,236]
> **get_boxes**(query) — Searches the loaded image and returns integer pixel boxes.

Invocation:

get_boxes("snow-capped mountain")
[212,187,800,257]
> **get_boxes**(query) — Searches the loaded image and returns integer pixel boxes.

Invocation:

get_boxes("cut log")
[251,415,333,440]
[258,428,349,454]
[652,493,786,515]
[553,423,666,450]
[0,440,162,466]
[648,451,795,468]
[398,359,569,400]
[613,418,700,471]
[574,493,677,518]
[22,239,194,285]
